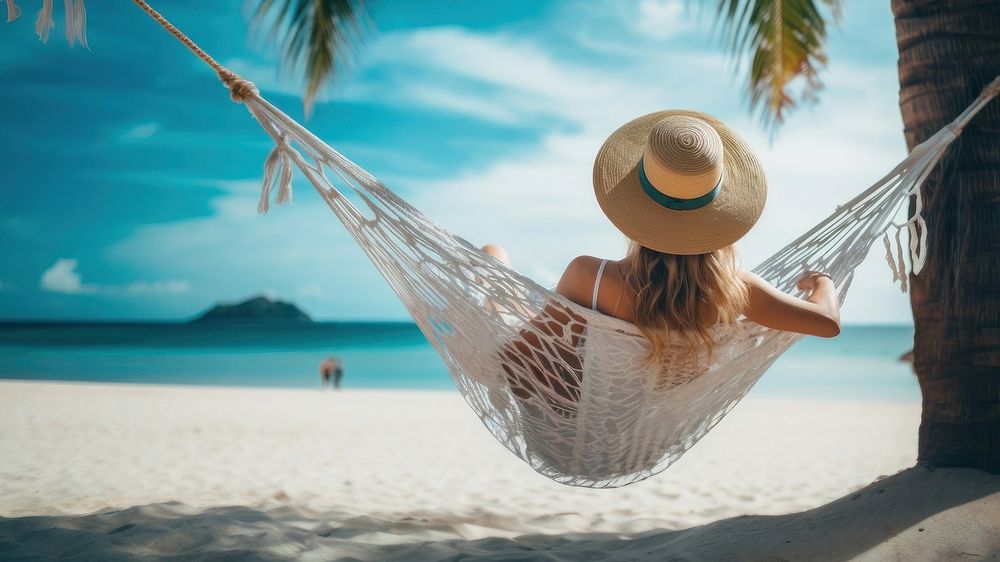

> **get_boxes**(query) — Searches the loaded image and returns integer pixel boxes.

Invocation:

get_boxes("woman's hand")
[796,271,833,292]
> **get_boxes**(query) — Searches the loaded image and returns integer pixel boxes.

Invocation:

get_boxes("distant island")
[191,296,312,324]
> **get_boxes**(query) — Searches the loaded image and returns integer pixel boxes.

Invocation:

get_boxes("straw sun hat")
[593,110,767,255]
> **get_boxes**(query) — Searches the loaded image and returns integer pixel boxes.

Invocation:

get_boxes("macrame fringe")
[883,234,898,283]
[275,151,293,204]
[5,0,20,22]
[14,0,87,46]
[64,0,87,48]
[257,137,294,213]
[895,228,908,293]
[907,190,928,275]
[880,172,931,293]
[34,0,52,42]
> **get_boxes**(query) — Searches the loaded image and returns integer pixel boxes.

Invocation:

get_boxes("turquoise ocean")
[0,323,919,402]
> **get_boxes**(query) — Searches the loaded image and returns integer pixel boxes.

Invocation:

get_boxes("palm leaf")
[246,0,369,117]
[710,0,842,128]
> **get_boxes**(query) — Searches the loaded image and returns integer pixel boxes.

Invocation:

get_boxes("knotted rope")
[127,1,299,210]
[7,0,255,98]
[130,0,258,103]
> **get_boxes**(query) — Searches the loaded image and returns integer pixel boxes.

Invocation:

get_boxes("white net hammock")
[238,82,996,488]
[11,0,1000,488]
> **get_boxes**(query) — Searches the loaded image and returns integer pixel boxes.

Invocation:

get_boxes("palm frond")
[711,0,842,128]
[246,0,369,117]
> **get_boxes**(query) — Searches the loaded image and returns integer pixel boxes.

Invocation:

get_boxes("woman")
[486,110,840,354]
[483,110,841,480]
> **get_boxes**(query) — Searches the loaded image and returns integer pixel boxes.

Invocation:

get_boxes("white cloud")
[40,259,98,294]
[400,82,525,125]
[120,122,161,141]
[361,27,674,130]
[552,0,713,59]
[634,0,691,40]
[39,258,190,296]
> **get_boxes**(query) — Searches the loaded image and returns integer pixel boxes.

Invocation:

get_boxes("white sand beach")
[1,380,998,561]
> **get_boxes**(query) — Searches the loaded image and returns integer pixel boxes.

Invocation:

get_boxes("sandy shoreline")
[1,380,997,560]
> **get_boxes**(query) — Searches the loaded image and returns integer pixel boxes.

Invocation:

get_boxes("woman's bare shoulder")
[556,255,605,304]
[565,255,605,271]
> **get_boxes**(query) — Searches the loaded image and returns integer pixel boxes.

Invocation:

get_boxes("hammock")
[239,79,998,488]
[12,1,1000,488]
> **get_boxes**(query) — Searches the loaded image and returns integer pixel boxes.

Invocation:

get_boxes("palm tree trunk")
[893,0,1000,473]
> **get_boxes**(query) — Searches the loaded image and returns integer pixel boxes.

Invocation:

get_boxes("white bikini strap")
[592,259,609,311]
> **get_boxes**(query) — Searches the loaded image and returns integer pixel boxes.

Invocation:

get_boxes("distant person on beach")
[320,357,344,389]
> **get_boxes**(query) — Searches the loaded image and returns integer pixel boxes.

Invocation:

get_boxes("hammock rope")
[130,0,258,102]
[11,1,1000,487]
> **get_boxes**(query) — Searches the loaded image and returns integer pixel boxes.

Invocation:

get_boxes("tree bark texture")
[893,0,1000,472]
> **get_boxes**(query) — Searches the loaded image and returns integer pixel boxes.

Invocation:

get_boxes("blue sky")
[0,0,914,322]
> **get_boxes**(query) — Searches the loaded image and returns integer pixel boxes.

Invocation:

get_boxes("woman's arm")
[740,271,841,337]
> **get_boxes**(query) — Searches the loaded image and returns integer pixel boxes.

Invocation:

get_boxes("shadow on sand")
[1,465,997,561]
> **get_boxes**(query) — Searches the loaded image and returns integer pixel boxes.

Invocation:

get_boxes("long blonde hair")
[621,241,748,359]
